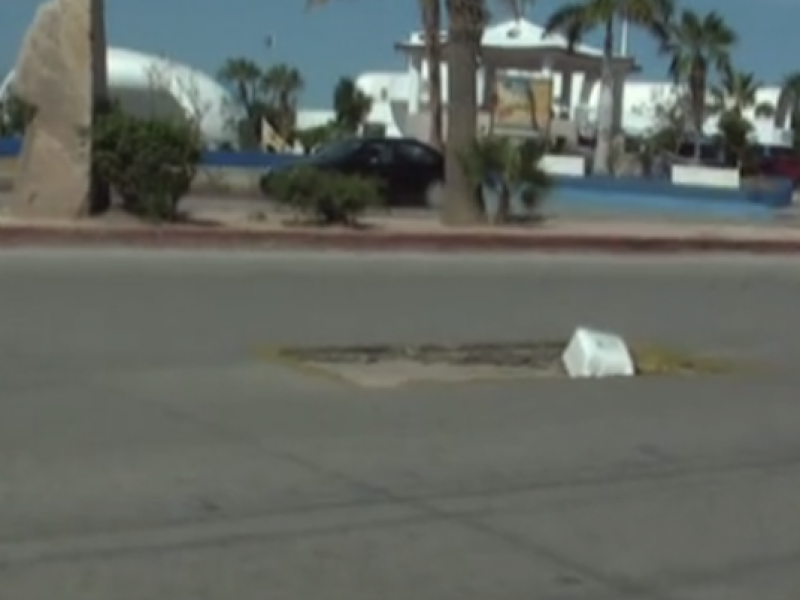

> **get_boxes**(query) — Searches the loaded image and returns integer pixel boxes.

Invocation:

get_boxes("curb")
[0,225,799,253]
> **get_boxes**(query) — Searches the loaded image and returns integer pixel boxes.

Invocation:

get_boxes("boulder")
[8,0,108,219]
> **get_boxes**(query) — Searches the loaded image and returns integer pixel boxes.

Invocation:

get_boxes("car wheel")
[425,180,444,210]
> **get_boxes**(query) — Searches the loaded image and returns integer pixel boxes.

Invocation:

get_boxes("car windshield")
[312,139,362,161]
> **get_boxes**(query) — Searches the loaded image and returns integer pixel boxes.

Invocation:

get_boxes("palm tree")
[261,63,304,141]
[459,136,551,223]
[294,123,340,154]
[544,0,671,175]
[332,77,372,134]
[441,0,490,225]
[711,66,758,117]
[307,0,444,150]
[664,9,737,159]
[777,72,800,129]
[217,57,268,148]
[419,0,445,152]
[217,57,263,120]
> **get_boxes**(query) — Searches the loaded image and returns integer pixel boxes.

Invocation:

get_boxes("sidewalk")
[1,210,800,253]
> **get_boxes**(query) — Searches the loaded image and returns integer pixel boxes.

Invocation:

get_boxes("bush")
[267,166,383,225]
[92,103,202,222]
[716,110,754,168]
[459,136,552,223]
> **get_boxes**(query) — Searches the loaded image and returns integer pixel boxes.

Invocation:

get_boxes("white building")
[1,30,793,150]
[349,18,794,147]
[1,47,240,148]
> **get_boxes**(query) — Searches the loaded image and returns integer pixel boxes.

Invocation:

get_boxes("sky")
[2,0,799,108]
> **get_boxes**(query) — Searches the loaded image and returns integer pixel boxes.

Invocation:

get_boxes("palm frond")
[458,136,508,190]
[621,0,674,47]
[543,3,588,50]
[781,72,800,95]
[458,136,551,209]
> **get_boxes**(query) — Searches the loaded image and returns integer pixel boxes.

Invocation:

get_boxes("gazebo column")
[575,69,599,137]
[482,64,497,110]
[610,65,627,135]
[408,55,422,115]
[408,54,422,114]
[559,69,574,119]
[577,70,599,107]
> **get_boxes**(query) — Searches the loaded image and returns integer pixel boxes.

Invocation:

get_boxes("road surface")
[1,249,800,600]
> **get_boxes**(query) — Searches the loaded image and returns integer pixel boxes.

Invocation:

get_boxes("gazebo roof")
[397,18,603,57]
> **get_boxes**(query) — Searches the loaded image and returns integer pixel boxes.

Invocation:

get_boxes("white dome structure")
[0,47,239,148]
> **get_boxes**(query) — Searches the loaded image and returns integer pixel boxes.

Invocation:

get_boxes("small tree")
[268,166,383,225]
[716,110,753,168]
[217,57,266,149]
[92,102,202,222]
[294,123,341,154]
[664,9,737,161]
[332,77,372,135]
[459,135,551,224]
[261,63,305,142]
[649,89,692,153]
[710,66,759,117]
[143,56,239,193]
[217,57,304,149]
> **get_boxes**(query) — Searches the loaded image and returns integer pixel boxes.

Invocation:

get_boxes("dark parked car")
[260,137,444,207]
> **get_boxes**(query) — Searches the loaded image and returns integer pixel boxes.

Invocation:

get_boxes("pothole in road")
[258,341,738,388]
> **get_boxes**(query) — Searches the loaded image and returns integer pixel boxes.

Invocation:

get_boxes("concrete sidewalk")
[1,200,800,252]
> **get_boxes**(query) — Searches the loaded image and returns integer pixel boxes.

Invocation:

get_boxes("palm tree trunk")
[593,17,615,175]
[494,185,510,224]
[420,0,444,151]
[441,0,484,225]
[690,66,705,161]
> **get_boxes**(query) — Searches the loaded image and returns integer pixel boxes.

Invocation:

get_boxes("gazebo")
[395,18,640,140]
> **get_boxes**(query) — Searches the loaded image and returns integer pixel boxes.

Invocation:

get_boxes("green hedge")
[266,166,383,225]
[92,104,202,222]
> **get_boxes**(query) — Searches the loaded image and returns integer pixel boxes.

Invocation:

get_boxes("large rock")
[8,0,108,219]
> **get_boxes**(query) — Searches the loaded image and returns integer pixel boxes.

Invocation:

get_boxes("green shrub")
[294,123,343,155]
[268,166,383,225]
[716,110,754,168]
[459,136,552,223]
[92,104,202,222]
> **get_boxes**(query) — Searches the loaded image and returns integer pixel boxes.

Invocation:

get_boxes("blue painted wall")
[0,136,793,214]
[0,137,21,157]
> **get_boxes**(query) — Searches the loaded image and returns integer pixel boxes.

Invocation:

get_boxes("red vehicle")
[754,145,800,187]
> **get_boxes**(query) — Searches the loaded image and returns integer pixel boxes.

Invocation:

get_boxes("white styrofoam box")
[540,154,587,177]
[671,164,740,189]
[561,327,635,378]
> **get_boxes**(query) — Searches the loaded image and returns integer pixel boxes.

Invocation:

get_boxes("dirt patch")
[260,341,737,388]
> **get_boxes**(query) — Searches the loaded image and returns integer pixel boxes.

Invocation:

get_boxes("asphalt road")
[1,250,800,600]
